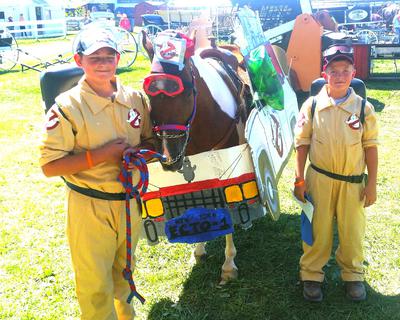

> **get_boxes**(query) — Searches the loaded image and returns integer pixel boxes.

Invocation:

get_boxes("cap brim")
[81,42,119,55]
[324,54,354,70]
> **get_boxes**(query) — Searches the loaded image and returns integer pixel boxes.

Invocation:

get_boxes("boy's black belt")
[310,164,366,183]
[64,179,131,200]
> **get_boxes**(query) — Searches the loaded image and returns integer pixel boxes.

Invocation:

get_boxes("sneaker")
[303,281,323,302]
[345,281,366,301]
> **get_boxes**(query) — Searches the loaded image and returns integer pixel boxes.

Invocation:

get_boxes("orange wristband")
[294,178,305,187]
[86,150,94,168]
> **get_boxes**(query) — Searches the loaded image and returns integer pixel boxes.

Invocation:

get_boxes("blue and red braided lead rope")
[118,149,166,304]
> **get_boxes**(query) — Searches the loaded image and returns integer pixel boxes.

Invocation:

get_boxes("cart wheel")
[142,24,163,42]
[113,27,138,68]
[0,30,19,71]
[257,150,280,221]
[356,29,378,44]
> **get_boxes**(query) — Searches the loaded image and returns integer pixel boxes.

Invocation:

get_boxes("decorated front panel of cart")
[141,144,265,245]
[235,6,299,220]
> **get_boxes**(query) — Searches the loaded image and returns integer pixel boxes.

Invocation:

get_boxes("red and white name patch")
[127,108,141,128]
[346,113,361,130]
[46,109,60,130]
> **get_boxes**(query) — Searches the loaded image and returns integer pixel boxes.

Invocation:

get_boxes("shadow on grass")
[366,80,400,91]
[116,67,135,75]
[147,213,400,320]
[0,69,20,76]
[366,97,385,112]
[116,63,150,75]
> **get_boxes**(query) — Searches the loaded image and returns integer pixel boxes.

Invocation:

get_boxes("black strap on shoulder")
[55,103,77,135]
[311,97,366,125]
[311,97,316,120]
[56,104,68,121]
[360,99,366,125]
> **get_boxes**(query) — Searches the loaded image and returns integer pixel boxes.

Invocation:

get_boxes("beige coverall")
[295,86,378,282]
[39,78,153,320]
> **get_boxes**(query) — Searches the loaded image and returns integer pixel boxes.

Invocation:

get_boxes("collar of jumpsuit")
[316,85,362,115]
[78,77,132,114]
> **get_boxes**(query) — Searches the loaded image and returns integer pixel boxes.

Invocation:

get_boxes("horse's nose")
[164,157,175,165]
[161,160,183,172]
[161,140,172,163]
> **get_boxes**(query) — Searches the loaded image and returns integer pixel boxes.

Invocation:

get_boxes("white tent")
[167,0,232,7]
[0,0,65,37]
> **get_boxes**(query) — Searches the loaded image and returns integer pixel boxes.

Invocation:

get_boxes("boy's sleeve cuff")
[362,140,379,148]
[295,138,311,148]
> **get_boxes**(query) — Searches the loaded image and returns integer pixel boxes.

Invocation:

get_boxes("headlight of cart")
[242,181,258,199]
[224,185,243,203]
[144,198,164,218]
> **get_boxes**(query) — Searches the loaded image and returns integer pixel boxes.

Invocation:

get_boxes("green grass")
[0,40,399,320]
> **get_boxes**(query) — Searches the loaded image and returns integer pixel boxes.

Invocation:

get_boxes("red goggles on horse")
[143,74,185,97]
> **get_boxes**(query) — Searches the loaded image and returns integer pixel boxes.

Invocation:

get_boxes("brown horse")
[141,29,249,284]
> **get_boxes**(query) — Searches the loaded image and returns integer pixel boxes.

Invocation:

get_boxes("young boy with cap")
[39,28,154,319]
[293,45,379,302]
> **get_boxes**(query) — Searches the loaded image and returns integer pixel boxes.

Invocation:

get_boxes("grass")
[0,39,399,320]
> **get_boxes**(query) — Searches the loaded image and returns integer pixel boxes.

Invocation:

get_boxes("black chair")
[40,64,84,113]
[310,77,367,99]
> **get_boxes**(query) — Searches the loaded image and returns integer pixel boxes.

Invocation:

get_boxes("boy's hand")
[360,182,376,207]
[99,138,129,164]
[294,182,307,203]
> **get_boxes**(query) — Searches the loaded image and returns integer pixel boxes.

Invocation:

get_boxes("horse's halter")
[144,31,197,164]
[148,66,197,164]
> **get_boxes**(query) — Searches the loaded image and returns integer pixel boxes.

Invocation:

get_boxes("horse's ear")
[141,30,154,61]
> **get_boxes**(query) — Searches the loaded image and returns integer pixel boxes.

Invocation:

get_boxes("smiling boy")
[293,45,379,302]
[39,28,154,319]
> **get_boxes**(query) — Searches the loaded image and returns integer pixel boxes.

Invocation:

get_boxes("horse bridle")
[151,59,197,164]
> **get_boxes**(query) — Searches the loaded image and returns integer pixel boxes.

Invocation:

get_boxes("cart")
[141,14,180,41]
[0,28,19,71]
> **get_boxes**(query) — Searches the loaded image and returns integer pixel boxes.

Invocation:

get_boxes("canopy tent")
[0,0,65,37]
[65,0,91,9]
[0,0,64,5]
[166,0,232,8]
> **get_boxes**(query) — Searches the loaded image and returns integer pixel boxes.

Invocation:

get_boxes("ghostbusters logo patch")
[158,41,177,60]
[127,108,141,128]
[346,113,361,130]
[296,112,306,128]
[46,109,60,130]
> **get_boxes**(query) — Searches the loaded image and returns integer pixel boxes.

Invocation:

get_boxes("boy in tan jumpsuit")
[40,28,154,319]
[294,45,378,302]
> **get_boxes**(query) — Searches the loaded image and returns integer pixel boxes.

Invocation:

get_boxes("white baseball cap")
[73,28,119,55]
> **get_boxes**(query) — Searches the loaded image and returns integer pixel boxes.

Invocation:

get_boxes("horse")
[141,29,250,284]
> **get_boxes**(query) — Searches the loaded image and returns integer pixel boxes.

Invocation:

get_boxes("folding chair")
[40,64,84,113]
[310,77,366,99]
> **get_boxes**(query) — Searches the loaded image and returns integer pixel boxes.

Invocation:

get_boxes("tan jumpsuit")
[40,78,153,320]
[295,86,378,282]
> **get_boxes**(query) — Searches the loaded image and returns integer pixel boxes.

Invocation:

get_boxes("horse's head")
[142,30,197,171]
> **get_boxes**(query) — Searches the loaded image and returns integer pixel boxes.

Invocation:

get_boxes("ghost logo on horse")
[142,29,250,283]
